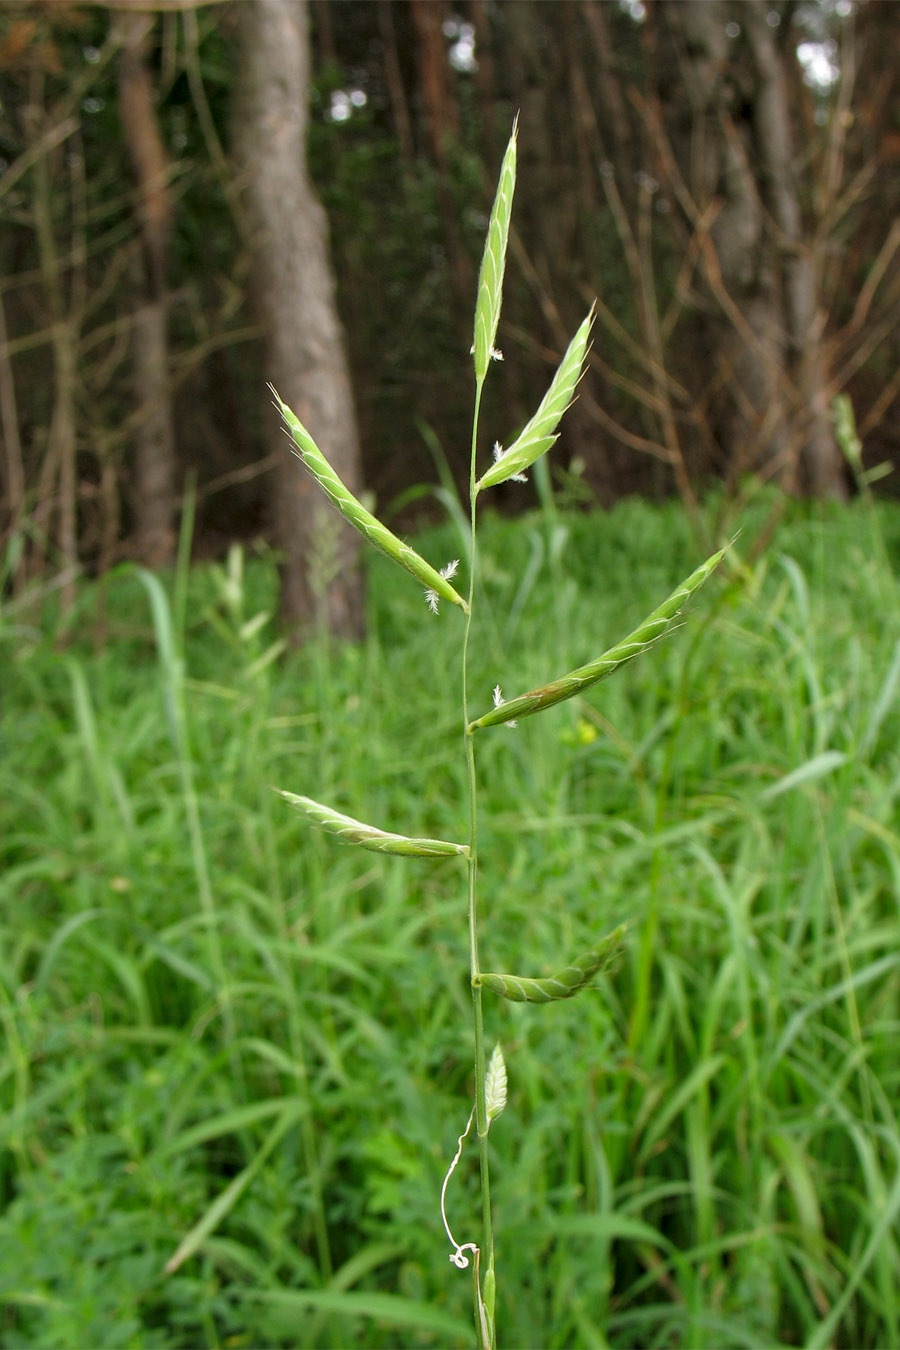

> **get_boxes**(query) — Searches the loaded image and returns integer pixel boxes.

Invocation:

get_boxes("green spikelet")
[272,389,468,614]
[476,307,594,493]
[484,1043,507,1124]
[470,546,727,730]
[276,790,468,858]
[473,119,517,383]
[474,925,627,1003]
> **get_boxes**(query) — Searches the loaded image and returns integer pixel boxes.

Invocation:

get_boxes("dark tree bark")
[409,0,472,336]
[30,87,83,616]
[117,11,178,568]
[233,0,365,640]
[664,0,846,497]
[0,289,25,593]
[378,0,414,163]
[742,1,844,497]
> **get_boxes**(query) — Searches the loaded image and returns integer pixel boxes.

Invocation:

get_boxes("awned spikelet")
[272,389,468,615]
[469,546,727,730]
[276,790,468,858]
[476,306,595,493]
[473,119,517,384]
[474,925,628,1003]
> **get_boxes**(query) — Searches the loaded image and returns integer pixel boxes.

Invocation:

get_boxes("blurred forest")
[1,0,899,634]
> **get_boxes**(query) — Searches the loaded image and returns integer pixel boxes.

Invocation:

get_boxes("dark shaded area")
[1,1,898,597]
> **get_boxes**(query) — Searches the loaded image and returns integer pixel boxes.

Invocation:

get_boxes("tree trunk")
[233,0,364,641]
[409,0,472,337]
[665,0,793,487]
[742,1,846,498]
[0,280,26,594]
[31,91,82,615]
[117,11,178,568]
[664,0,846,497]
[378,0,414,162]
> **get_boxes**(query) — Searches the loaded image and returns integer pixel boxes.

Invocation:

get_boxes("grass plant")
[274,125,725,1346]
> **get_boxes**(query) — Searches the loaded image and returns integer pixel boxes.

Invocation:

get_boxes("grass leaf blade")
[164,1105,299,1275]
[759,749,847,801]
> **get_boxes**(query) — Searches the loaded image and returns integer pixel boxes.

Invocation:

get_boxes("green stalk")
[463,376,494,1347]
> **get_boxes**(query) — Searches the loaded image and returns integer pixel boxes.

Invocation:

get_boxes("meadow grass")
[2,492,900,1347]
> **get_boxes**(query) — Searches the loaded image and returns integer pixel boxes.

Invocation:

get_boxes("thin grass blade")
[164,1104,299,1274]
[240,1287,471,1340]
[860,635,900,756]
[272,389,468,614]
[155,1097,305,1161]
[470,547,727,730]
[473,118,517,383]
[759,750,847,801]
[276,789,469,858]
[476,307,595,492]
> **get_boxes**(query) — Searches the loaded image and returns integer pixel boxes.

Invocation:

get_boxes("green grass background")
[2,493,900,1348]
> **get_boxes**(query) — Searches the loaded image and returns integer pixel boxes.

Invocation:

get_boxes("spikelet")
[277,790,468,858]
[484,1043,507,1123]
[473,119,517,383]
[476,307,595,493]
[474,925,628,1003]
[470,546,727,730]
[272,389,468,614]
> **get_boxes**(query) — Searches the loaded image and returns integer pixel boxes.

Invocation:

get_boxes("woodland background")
[1,0,899,636]
[4,5,900,1347]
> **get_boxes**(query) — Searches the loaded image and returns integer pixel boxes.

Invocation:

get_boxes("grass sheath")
[274,122,727,1349]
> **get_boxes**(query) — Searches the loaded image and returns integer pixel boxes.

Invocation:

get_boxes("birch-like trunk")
[667,0,846,497]
[233,0,365,640]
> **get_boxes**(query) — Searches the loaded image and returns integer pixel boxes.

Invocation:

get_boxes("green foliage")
[4,495,900,1347]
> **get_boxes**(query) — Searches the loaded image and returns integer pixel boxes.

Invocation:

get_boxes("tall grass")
[2,492,900,1346]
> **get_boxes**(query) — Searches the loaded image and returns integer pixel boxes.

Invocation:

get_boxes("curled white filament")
[440,1107,479,1268]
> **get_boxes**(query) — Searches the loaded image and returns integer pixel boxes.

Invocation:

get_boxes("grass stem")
[463,376,495,1345]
